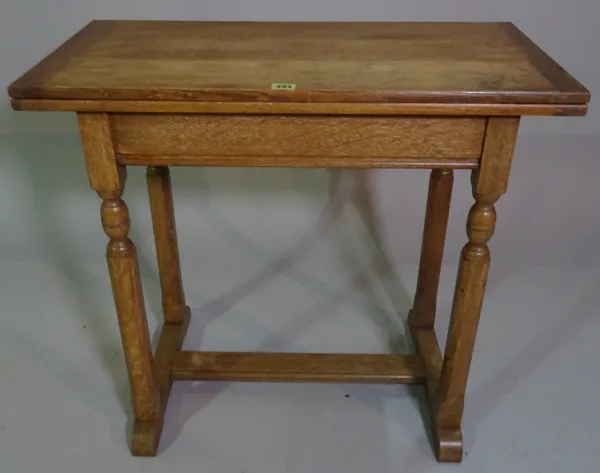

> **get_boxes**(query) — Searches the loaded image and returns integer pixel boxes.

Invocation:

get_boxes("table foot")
[409,312,464,462]
[131,418,163,456]
[434,427,463,462]
[130,306,191,457]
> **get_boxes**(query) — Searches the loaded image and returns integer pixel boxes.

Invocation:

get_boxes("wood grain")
[8,21,589,106]
[146,166,185,324]
[132,308,191,456]
[120,155,479,169]
[77,112,121,190]
[410,327,443,401]
[172,352,426,384]
[78,113,159,423]
[475,117,521,196]
[501,23,589,98]
[435,117,520,462]
[409,169,454,329]
[408,323,463,463]
[10,99,589,116]
[408,169,454,459]
[111,115,486,159]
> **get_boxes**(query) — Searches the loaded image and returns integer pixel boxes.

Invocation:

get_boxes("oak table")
[8,21,590,462]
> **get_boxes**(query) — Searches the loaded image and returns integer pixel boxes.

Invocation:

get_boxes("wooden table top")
[8,21,589,114]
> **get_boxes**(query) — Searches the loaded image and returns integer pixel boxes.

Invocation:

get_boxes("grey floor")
[0,134,599,472]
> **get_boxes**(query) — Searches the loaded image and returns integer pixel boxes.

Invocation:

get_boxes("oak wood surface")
[9,21,589,112]
[11,98,588,116]
[172,352,426,384]
[146,166,186,324]
[407,169,459,462]
[111,115,486,159]
[132,308,191,456]
[409,169,454,329]
[78,113,159,423]
[410,328,443,401]
[119,155,479,169]
[78,113,121,191]
[435,117,521,462]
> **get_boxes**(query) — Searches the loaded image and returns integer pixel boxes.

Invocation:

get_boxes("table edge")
[10,98,588,117]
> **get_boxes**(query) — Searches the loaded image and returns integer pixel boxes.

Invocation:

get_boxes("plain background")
[1,2,599,472]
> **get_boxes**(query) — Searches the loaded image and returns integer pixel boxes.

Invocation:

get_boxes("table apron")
[110,114,486,168]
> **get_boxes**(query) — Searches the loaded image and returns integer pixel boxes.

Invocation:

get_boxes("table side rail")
[109,114,486,167]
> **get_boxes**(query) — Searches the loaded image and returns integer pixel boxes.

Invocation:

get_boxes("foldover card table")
[8,21,590,462]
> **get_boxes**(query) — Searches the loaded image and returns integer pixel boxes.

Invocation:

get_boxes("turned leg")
[433,117,520,462]
[78,113,160,455]
[146,166,187,324]
[409,169,453,329]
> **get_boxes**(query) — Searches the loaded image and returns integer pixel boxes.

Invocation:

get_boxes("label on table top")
[271,83,296,90]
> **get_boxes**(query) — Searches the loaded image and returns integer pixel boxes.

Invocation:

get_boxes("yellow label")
[271,83,296,90]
